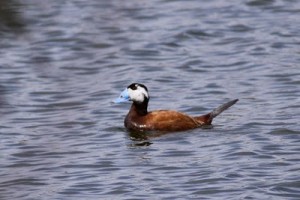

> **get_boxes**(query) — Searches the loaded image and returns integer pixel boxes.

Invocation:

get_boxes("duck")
[114,83,238,132]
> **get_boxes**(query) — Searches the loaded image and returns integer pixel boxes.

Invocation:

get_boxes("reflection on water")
[0,0,300,199]
[0,0,25,35]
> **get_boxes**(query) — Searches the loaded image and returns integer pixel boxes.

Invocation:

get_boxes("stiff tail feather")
[195,99,238,125]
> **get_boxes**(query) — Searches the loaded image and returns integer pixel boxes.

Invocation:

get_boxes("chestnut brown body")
[124,98,238,132]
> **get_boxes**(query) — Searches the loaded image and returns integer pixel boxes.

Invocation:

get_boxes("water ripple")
[1,0,300,199]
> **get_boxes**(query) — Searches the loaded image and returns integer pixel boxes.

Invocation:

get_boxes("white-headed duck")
[114,83,238,132]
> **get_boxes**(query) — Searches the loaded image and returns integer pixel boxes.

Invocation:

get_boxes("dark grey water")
[1,0,300,199]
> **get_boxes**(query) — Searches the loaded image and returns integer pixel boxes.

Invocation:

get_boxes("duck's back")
[125,110,203,132]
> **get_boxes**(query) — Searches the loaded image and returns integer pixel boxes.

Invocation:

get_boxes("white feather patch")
[128,85,149,103]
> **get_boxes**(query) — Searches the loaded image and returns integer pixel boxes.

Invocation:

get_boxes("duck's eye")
[131,85,137,90]
[128,83,138,90]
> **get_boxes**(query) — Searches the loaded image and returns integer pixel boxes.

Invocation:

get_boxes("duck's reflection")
[127,130,154,146]
[127,129,181,146]
[0,0,25,34]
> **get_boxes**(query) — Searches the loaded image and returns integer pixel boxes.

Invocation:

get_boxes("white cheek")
[132,91,144,102]
[128,88,148,102]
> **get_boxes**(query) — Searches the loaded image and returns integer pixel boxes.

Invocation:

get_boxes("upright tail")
[195,99,238,125]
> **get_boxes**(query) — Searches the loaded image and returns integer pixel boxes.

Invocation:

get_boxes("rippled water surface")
[1,0,300,199]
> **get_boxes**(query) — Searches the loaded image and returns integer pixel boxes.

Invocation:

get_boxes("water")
[0,0,300,199]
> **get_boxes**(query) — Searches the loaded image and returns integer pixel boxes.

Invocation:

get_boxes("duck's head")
[114,83,149,104]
